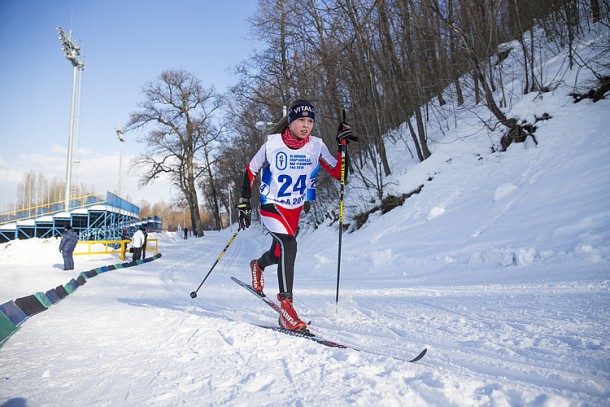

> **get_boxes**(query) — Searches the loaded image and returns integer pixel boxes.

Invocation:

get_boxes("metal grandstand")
[0,192,161,243]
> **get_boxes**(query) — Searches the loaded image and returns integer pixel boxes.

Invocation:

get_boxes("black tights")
[257,232,297,298]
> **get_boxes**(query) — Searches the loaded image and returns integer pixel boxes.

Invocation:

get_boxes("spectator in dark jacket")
[59,226,78,270]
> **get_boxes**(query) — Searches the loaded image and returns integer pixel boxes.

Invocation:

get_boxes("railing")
[73,238,159,260]
[0,193,106,226]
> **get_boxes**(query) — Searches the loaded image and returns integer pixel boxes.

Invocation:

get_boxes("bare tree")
[430,1,512,128]
[14,171,93,213]
[126,69,223,237]
[197,123,229,230]
[224,0,605,222]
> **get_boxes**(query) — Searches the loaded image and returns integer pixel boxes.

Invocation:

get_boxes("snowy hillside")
[1,23,609,407]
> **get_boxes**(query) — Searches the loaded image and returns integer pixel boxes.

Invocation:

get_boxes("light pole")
[255,105,286,132]
[228,183,234,232]
[57,27,85,211]
[116,128,125,198]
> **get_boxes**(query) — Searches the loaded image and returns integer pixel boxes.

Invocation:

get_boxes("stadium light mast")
[116,128,125,198]
[56,26,85,211]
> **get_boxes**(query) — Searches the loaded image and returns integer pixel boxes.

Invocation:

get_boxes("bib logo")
[260,184,270,197]
[275,152,287,170]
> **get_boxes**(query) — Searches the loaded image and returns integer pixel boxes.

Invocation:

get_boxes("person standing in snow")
[142,228,148,259]
[59,226,78,270]
[131,227,146,261]
[236,99,356,332]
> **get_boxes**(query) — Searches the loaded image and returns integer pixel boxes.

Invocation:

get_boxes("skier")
[236,99,356,332]
[59,226,78,270]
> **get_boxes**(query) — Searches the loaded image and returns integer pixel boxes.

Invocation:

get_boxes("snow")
[1,26,609,407]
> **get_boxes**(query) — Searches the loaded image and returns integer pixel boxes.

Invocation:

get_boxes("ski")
[230,275,286,319]
[230,276,427,363]
[255,324,350,348]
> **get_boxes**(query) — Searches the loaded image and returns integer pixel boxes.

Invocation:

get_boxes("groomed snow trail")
[1,229,607,406]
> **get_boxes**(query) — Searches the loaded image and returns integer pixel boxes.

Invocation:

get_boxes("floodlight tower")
[116,128,125,198]
[56,26,85,211]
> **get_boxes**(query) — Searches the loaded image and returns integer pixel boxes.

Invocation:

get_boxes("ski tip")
[409,348,428,363]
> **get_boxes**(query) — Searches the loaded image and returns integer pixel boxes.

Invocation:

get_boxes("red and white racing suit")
[241,133,342,295]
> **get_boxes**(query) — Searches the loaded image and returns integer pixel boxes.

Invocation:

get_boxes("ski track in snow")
[1,230,608,406]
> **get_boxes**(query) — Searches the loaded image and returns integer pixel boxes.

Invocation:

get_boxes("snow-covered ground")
[1,24,609,407]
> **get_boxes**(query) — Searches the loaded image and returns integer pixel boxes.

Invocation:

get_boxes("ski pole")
[335,108,348,305]
[190,229,240,299]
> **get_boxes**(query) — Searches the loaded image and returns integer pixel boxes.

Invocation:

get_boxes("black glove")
[236,198,252,230]
[336,121,357,146]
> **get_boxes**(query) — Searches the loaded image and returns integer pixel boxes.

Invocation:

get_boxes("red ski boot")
[277,294,307,332]
[250,260,264,293]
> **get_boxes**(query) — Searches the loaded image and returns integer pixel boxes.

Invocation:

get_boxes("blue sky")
[0,0,259,210]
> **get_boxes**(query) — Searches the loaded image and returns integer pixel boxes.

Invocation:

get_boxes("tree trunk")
[414,106,431,160]
[406,116,425,162]
[591,0,601,22]
[207,166,222,230]
[185,161,204,237]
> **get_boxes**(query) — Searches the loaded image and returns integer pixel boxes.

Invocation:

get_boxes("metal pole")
[57,27,84,212]
[64,64,77,210]
[335,142,346,305]
[116,128,125,198]
[229,186,233,232]
[190,229,240,298]
[119,139,124,197]
[335,108,347,306]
